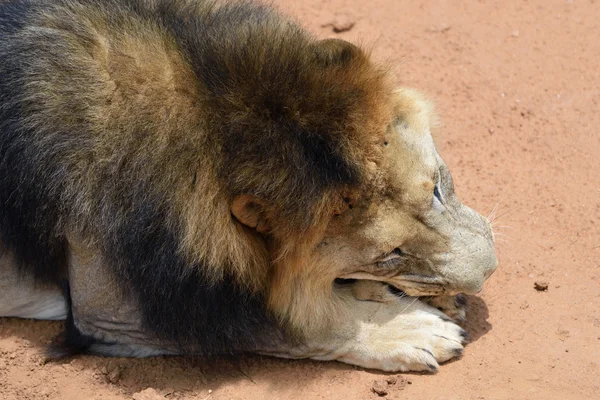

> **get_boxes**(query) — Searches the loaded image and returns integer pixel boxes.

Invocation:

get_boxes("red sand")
[1,0,599,399]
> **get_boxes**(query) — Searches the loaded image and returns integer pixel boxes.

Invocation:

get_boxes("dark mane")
[0,0,389,354]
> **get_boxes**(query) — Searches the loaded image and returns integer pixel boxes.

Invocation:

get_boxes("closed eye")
[378,247,405,263]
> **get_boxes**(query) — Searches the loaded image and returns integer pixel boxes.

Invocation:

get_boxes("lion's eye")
[432,184,444,212]
[433,185,443,202]
[392,247,404,256]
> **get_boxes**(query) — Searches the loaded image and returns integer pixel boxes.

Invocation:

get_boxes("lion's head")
[321,88,497,297]
[230,76,497,334]
[178,34,497,334]
[225,41,497,330]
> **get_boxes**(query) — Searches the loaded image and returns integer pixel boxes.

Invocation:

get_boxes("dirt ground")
[1,0,599,399]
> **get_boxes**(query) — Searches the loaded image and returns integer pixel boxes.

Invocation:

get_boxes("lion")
[0,0,497,372]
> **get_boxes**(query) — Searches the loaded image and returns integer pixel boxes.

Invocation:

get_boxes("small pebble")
[372,380,389,396]
[321,15,355,33]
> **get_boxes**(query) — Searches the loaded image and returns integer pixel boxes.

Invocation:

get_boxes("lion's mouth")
[337,272,449,297]
[390,275,448,296]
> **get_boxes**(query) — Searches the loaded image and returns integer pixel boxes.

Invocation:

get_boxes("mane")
[0,0,392,351]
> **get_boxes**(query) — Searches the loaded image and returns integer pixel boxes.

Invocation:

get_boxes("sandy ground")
[1,0,599,399]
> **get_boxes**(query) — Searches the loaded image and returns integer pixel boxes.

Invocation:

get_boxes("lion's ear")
[310,38,363,67]
[231,195,272,233]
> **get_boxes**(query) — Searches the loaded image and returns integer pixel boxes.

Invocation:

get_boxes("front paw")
[424,294,467,323]
[335,303,468,372]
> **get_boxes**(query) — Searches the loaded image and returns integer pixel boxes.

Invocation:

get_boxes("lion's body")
[0,0,497,371]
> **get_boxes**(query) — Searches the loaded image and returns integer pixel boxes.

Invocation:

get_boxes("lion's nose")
[451,256,498,295]
[483,257,499,279]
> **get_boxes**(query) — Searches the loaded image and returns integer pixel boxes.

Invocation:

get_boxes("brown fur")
[1,0,394,335]
[1,0,496,360]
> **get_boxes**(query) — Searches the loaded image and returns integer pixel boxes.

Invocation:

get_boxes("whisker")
[399,296,420,314]
[487,202,500,221]
[493,207,514,221]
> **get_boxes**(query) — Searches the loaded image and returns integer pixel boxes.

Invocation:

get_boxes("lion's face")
[316,89,497,296]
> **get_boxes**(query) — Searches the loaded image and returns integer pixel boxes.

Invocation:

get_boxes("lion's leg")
[0,250,67,320]
[260,280,468,372]
[0,240,177,356]
[60,240,181,357]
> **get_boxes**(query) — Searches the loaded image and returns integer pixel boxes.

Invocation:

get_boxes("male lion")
[0,0,497,372]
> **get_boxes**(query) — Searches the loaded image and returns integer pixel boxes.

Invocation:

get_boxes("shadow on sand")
[463,294,492,343]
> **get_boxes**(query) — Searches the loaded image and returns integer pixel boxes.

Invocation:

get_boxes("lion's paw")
[337,308,467,372]
[303,282,470,372]
[424,294,468,323]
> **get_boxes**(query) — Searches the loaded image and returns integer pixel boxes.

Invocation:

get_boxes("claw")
[455,293,467,307]
[459,328,470,343]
